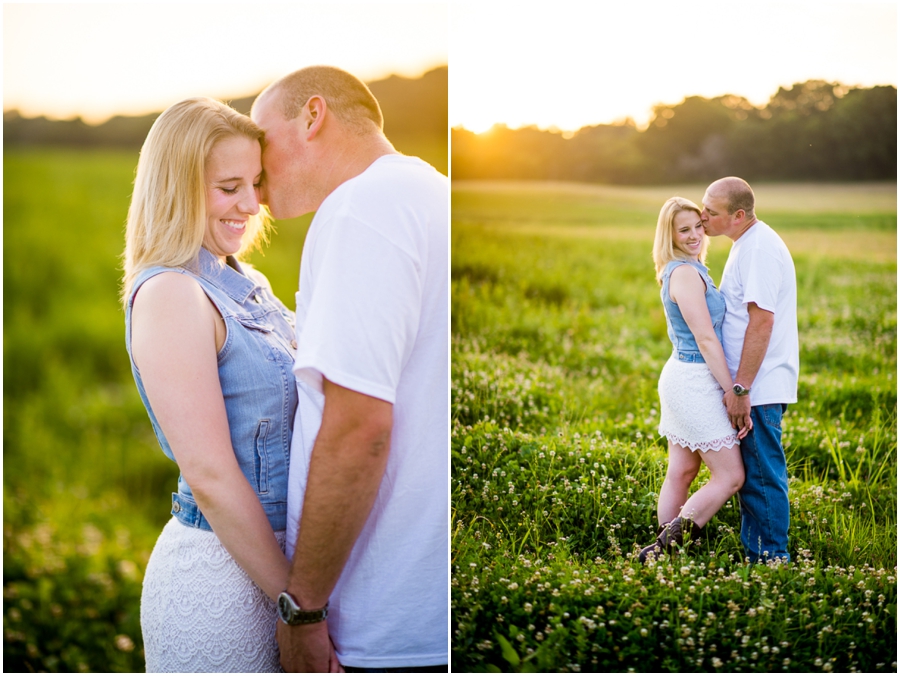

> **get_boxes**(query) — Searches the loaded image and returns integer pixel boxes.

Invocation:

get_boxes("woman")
[638,197,747,564]
[122,98,296,671]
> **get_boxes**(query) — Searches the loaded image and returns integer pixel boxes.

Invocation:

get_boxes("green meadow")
[2,148,327,672]
[451,181,897,672]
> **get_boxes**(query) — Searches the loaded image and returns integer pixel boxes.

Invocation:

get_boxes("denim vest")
[660,259,726,364]
[125,247,298,532]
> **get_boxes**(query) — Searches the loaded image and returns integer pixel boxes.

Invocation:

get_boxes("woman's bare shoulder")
[668,262,707,302]
[132,271,212,322]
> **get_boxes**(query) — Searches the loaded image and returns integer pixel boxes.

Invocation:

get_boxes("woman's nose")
[240,187,260,215]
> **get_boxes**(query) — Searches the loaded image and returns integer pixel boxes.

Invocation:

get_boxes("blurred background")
[3,3,446,671]
[450,1,896,183]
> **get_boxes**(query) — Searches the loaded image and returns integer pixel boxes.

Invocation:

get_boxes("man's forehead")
[251,89,281,124]
[703,190,726,208]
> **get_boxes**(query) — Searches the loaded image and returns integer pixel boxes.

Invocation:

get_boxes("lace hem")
[660,429,740,453]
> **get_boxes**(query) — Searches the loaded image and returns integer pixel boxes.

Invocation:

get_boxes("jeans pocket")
[762,404,784,431]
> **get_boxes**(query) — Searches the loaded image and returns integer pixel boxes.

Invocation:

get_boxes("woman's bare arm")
[669,265,750,437]
[131,272,290,600]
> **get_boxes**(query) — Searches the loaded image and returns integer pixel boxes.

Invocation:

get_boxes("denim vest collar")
[193,247,257,305]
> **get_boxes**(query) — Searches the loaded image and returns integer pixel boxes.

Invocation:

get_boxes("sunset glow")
[3,3,448,123]
[450,1,896,132]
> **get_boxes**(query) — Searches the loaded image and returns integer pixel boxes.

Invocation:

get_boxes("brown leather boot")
[638,521,669,564]
[638,517,703,564]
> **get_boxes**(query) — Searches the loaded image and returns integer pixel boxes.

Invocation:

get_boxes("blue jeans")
[738,404,790,562]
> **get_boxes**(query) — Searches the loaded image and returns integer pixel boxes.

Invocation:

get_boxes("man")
[251,66,448,672]
[700,177,798,564]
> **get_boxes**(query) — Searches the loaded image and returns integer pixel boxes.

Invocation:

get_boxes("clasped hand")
[276,619,343,673]
[723,390,753,440]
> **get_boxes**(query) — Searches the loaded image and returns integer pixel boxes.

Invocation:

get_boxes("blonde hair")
[257,65,383,134]
[652,196,708,285]
[121,97,271,305]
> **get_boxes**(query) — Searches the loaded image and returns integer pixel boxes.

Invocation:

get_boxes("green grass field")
[2,145,444,671]
[451,181,897,672]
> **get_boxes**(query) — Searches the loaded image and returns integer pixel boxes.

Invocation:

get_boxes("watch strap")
[277,591,329,625]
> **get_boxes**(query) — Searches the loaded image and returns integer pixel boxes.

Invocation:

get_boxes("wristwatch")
[277,591,329,625]
[732,383,751,397]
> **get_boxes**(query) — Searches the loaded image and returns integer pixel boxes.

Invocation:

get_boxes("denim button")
[254,294,263,303]
[172,502,181,513]
[291,340,298,349]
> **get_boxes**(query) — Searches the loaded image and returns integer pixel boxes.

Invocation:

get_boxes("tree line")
[452,81,896,183]
[3,66,447,154]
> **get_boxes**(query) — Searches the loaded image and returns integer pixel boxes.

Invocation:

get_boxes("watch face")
[278,594,292,620]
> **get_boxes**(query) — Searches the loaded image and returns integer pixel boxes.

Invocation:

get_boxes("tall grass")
[451,182,897,672]
[2,149,311,671]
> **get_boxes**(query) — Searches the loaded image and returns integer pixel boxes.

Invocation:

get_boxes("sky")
[450,0,897,132]
[3,2,449,123]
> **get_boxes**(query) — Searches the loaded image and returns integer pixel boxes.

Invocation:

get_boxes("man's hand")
[723,390,753,439]
[276,620,343,673]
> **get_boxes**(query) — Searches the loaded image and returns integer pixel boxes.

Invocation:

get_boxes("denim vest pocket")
[254,419,271,494]
[234,314,277,361]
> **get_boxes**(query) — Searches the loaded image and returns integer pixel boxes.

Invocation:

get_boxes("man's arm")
[723,302,774,429]
[278,378,393,672]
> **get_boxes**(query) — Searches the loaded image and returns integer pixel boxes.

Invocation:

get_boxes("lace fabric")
[658,357,739,453]
[141,518,285,673]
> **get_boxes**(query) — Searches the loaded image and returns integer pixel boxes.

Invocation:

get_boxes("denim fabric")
[125,247,298,532]
[738,403,791,562]
[660,259,726,364]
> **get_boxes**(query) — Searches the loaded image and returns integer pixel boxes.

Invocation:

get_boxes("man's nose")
[256,181,269,207]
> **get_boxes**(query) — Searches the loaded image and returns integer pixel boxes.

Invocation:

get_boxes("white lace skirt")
[657,357,739,453]
[140,518,285,673]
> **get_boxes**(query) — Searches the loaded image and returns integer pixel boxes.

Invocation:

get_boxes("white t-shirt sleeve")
[294,216,421,404]
[736,247,782,314]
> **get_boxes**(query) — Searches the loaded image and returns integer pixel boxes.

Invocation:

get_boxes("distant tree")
[828,86,897,180]
[636,95,756,182]
[565,121,642,184]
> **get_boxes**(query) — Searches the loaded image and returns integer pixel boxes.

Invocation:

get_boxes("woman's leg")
[678,444,745,528]
[657,442,702,525]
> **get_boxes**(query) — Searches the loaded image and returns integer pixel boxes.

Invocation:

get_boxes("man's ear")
[302,95,327,141]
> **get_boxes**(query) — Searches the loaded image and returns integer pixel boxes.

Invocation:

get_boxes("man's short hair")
[720,177,756,217]
[267,66,383,134]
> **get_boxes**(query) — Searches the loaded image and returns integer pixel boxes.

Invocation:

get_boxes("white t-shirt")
[286,154,448,668]
[720,220,799,405]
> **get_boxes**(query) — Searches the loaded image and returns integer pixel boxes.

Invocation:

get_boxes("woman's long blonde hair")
[121,97,271,305]
[651,196,708,286]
